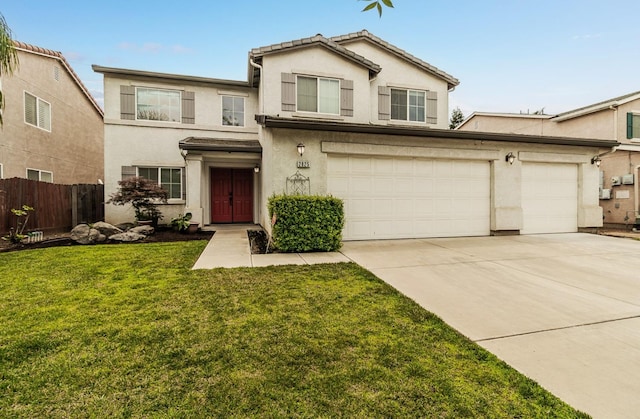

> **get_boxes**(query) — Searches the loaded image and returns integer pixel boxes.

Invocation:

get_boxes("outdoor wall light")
[591,156,602,167]
[254,164,260,173]
[505,152,516,165]
[297,143,305,157]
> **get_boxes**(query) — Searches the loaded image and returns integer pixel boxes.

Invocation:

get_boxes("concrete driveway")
[340,233,640,419]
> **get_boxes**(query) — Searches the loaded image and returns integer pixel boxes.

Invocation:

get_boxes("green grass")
[0,242,589,418]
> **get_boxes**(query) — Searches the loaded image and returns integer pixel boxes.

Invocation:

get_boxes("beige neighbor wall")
[0,51,103,184]
[102,73,259,225]
[336,39,451,129]
[258,127,604,235]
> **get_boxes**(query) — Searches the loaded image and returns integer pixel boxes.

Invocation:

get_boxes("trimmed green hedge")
[268,195,344,252]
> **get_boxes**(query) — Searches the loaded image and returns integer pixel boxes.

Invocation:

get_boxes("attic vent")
[53,66,60,81]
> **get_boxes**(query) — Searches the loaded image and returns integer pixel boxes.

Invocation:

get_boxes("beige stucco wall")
[260,47,372,122]
[337,39,450,129]
[259,42,450,129]
[258,127,604,234]
[102,74,259,225]
[0,50,103,184]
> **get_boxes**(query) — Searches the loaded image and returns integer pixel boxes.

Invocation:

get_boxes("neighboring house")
[94,30,616,240]
[0,41,104,184]
[458,91,640,229]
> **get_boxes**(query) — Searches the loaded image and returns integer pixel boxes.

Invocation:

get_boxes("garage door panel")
[329,156,490,240]
[522,163,577,234]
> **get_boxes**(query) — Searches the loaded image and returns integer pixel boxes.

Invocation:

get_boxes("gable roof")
[551,90,640,122]
[14,41,103,117]
[249,33,382,86]
[331,30,459,90]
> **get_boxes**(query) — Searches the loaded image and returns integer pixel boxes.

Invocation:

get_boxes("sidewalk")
[192,224,350,269]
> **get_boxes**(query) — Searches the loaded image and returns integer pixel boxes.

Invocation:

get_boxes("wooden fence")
[0,178,104,235]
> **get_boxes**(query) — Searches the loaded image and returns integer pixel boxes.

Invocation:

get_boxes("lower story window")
[27,168,53,183]
[138,167,182,199]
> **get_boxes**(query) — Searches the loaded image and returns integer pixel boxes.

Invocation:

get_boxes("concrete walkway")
[192,224,349,269]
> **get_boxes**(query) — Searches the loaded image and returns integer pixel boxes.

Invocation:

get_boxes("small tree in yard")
[108,177,168,225]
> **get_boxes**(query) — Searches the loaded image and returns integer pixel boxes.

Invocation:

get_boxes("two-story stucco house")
[458,91,640,229]
[0,41,104,184]
[94,30,616,239]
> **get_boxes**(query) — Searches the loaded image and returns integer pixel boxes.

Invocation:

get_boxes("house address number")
[297,160,310,168]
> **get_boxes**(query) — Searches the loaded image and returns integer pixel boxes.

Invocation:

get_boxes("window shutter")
[426,91,438,124]
[182,91,195,124]
[378,86,390,120]
[121,166,136,180]
[24,93,37,125]
[627,112,634,139]
[120,85,136,120]
[340,79,354,117]
[181,168,186,200]
[281,73,296,111]
[38,100,51,131]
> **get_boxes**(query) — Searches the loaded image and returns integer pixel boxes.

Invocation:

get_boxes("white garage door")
[327,155,491,240]
[522,163,578,234]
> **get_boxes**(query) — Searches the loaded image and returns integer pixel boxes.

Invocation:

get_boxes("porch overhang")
[179,137,262,153]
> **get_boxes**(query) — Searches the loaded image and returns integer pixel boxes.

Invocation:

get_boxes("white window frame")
[0,163,3,179]
[390,88,426,123]
[24,91,52,131]
[222,95,245,126]
[135,87,182,123]
[137,166,183,200]
[296,75,340,115]
[26,168,53,183]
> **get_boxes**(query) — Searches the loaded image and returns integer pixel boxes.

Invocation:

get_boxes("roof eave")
[255,115,618,148]
[92,65,250,88]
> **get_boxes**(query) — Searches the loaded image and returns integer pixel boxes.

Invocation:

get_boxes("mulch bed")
[0,227,215,253]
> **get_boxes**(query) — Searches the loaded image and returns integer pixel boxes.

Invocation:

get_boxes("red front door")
[210,168,253,223]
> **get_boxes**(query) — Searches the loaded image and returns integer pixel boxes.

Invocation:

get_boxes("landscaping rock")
[70,224,103,245]
[109,232,147,242]
[92,221,122,237]
[129,225,154,236]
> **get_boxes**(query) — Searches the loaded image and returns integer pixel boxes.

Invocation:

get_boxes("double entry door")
[210,168,253,223]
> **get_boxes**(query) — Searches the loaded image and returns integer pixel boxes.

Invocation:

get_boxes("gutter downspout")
[369,72,378,125]
[249,59,264,114]
[635,164,640,223]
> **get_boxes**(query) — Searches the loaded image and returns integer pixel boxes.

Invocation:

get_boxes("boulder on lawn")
[109,232,147,242]
[129,225,154,236]
[92,221,122,237]
[70,224,103,245]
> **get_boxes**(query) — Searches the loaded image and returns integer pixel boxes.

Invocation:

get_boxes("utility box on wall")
[623,174,634,185]
[611,176,622,186]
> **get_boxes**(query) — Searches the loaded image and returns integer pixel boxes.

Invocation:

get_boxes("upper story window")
[120,86,195,124]
[24,92,51,131]
[627,113,640,139]
[378,86,437,124]
[297,76,340,114]
[222,96,244,126]
[138,167,183,199]
[136,88,181,122]
[391,88,425,122]
[27,168,53,183]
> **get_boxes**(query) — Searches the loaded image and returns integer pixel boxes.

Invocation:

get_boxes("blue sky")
[3,0,640,117]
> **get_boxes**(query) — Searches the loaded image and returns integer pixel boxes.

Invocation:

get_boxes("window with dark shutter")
[426,91,438,124]
[182,91,195,124]
[627,113,640,139]
[378,86,390,120]
[340,79,354,117]
[120,86,136,120]
[281,73,296,111]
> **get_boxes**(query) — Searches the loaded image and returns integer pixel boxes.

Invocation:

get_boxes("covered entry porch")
[179,137,262,225]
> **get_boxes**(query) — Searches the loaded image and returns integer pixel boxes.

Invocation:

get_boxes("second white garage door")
[327,156,491,240]
[521,162,578,234]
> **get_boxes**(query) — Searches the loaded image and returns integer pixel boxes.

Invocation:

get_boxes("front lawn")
[0,242,588,417]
